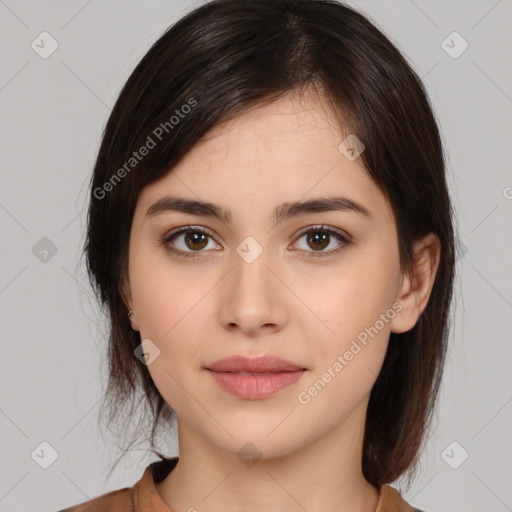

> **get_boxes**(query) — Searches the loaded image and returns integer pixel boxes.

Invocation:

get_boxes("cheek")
[128,251,212,417]
[305,253,399,371]
[296,273,394,414]
[316,273,384,338]
[129,240,189,336]
[129,243,214,364]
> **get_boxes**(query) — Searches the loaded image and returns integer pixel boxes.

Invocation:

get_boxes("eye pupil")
[185,232,208,250]
[308,232,329,250]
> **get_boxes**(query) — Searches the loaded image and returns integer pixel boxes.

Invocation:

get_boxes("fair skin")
[123,89,440,512]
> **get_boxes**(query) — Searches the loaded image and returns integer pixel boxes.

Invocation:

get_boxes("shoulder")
[377,484,428,512]
[56,486,132,512]
[56,456,178,512]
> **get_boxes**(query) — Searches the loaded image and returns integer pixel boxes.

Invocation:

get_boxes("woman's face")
[125,90,407,459]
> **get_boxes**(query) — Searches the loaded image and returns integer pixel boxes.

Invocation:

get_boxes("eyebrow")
[145,195,372,224]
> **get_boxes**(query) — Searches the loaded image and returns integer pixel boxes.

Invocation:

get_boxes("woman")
[60,0,456,510]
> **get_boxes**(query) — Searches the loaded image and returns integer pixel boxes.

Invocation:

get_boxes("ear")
[390,233,441,334]
[119,272,140,332]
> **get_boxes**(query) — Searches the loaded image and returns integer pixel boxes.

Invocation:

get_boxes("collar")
[131,457,415,512]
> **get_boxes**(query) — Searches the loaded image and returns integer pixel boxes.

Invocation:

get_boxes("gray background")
[1,0,511,511]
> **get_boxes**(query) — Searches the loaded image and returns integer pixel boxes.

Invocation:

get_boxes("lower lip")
[206,370,306,399]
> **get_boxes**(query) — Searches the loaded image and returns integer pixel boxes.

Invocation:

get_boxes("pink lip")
[206,355,305,373]
[205,355,307,400]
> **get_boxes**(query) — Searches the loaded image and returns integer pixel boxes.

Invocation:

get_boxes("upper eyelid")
[295,224,349,239]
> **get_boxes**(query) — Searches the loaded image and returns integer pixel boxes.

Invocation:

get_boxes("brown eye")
[160,226,220,258]
[293,225,352,258]
[182,231,209,251]
[306,231,330,251]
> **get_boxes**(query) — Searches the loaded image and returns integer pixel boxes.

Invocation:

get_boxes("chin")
[224,439,300,465]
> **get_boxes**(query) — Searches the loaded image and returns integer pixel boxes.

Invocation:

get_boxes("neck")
[156,403,380,512]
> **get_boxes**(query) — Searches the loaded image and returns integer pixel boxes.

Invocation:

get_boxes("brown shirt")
[58,457,422,512]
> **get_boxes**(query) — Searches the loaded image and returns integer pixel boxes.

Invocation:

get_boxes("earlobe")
[127,308,140,331]
[390,233,441,334]
[127,305,140,332]
[119,273,140,332]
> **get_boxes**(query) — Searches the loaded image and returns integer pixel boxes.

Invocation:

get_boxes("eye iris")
[308,231,329,250]
[185,232,208,250]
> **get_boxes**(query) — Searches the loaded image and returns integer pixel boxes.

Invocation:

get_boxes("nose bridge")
[219,235,282,332]
[232,235,272,297]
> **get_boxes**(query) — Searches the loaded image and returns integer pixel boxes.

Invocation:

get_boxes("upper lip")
[205,355,306,373]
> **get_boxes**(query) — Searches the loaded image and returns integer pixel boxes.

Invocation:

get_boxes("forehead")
[195,89,345,162]
[136,90,393,229]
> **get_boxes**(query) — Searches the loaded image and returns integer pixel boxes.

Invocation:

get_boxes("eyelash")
[158,224,352,260]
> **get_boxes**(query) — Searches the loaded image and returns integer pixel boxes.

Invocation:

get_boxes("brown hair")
[84,0,456,488]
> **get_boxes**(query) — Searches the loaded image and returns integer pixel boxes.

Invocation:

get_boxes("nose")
[218,244,287,337]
